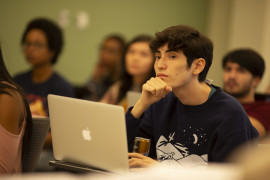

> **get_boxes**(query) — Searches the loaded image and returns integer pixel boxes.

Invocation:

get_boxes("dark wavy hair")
[21,18,63,64]
[102,34,125,52]
[0,46,32,163]
[222,48,265,78]
[117,35,155,102]
[150,25,213,82]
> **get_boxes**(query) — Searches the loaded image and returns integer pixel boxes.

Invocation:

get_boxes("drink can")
[132,137,151,156]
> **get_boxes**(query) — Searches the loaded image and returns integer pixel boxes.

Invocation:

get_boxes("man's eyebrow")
[165,49,178,53]
[154,49,179,53]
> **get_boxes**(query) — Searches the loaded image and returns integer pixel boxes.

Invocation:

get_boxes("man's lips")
[225,82,239,90]
[157,73,168,78]
[226,81,238,87]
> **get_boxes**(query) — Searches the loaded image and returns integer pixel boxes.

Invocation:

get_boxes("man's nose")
[228,70,237,79]
[157,57,167,69]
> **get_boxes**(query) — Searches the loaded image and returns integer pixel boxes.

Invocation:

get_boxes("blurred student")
[14,18,74,117]
[126,25,258,169]
[222,49,270,137]
[13,17,74,171]
[100,35,155,111]
[0,46,32,174]
[76,34,125,100]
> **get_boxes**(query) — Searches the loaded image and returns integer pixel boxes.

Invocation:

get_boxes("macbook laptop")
[127,91,141,109]
[47,94,129,174]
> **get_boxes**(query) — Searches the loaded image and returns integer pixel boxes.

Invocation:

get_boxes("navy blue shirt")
[14,70,74,116]
[126,86,258,167]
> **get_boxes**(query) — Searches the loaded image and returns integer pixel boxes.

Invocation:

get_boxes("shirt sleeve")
[125,106,156,158]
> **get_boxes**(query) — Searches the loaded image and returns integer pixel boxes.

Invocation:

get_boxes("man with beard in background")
[222,48,270,138]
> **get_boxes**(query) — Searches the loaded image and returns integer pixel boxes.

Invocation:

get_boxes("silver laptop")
[127,91,141,108]
[48,94,129,174]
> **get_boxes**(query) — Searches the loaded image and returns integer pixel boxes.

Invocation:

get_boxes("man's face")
[154,44,192,89]
[99,38,122,68]
[223,61,254,98]
[23,29,54,67]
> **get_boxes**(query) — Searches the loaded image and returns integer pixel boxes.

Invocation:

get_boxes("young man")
[126,25,258,168]
[222,49,270,137]
[14,18,74,117]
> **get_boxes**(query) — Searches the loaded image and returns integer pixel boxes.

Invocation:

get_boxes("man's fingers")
[129,159,147,168]
[165,85,172,92]
[142,77,172,101]
[128,153,159,169]
[147,78,169,97]
[155,77,172,93]
[143,83,156,95]
[153,77,172,96]
[128,154,148,168]
[128,152,146,159]
[147,80,162,97]
[155,77,167,86]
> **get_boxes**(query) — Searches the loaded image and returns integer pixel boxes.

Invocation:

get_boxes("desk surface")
[1,163,243,180]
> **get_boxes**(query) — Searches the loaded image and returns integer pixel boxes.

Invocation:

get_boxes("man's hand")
[142,77,172,105]
[131,77,172,118]
[128,153,159,168]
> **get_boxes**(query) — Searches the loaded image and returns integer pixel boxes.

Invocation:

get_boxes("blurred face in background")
[99,38,123,69]
[223,61,255,98]
[22,29,54,67]
[125,42,153,78]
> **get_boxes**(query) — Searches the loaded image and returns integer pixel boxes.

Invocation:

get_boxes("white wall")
[208,0,270,93]
[261,0,270,93]
[207,0,232,88]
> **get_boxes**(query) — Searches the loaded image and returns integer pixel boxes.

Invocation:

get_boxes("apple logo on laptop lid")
[82,127,92,141]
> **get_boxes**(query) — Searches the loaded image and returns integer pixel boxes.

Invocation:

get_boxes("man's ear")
[252,76,261,89]
[192,58,205,76]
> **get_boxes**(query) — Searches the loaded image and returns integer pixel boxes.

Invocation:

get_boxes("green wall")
[0,0,209,85]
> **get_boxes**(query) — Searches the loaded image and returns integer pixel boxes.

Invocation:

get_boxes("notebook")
[47,94,129,174]
[127,91,141,108]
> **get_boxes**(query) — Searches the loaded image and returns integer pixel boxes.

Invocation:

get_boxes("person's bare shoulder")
[249,116,266,138]
[266,83,270,94]
[0,90,24,134]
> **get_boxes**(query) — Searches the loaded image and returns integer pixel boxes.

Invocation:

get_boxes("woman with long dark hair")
[0,46,32,174]
[100,35,155,111]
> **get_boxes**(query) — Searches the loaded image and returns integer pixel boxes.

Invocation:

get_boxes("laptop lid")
[48,94,129,174]
[127,91,141,109]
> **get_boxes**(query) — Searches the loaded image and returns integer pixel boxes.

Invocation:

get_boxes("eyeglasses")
[22,42,48,50]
